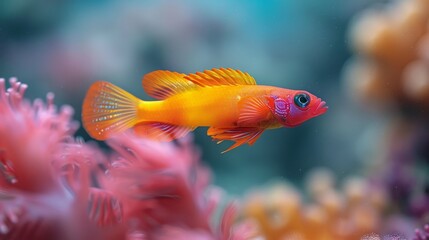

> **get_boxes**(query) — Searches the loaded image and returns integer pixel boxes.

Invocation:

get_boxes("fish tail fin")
[82,81,141,140]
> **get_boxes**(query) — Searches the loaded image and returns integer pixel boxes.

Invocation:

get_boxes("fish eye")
[294,93,310,108]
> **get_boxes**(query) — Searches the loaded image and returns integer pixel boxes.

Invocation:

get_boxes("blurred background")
[1,0,428,237]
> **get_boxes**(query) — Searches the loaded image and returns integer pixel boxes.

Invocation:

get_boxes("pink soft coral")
[0,77,252,240]
[414,224,429,240]
[103,134,255,239]
[0,78,126,240]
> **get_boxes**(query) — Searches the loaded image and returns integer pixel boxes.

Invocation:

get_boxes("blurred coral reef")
[0,78,254,240]
[240,169,388,240]
[345,0,429,110]
[345,0,429,223]
[414,224,429,240]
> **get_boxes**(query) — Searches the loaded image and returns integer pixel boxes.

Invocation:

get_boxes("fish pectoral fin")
[82,81,140,140]
[207,127,264,153]
[184,68,257,87]
[238,96,272,126]
[142,70,198,99]
[134,122,195,141]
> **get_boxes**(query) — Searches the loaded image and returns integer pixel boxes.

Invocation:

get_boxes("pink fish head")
[268,89,328,127]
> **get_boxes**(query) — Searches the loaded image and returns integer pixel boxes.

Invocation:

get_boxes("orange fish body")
[141,85,276,127]
[82,68,327,152]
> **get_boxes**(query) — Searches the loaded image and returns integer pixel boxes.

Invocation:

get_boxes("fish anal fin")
[134,122,195,141]
[238,96,272,126]
[207,127,264,153]
[142,70,197,99]
[184,68,256,87]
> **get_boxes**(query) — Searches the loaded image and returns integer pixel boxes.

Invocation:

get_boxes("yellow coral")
[344,0,429,108]
[240,169,387,240]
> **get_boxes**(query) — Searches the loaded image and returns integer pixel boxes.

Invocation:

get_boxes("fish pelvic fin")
[207,127,264,153]
[82,81,141,140]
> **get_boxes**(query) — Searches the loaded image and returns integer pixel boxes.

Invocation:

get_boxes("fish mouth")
[312,99,328,117]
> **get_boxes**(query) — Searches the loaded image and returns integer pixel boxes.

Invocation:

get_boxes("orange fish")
[82,68,327,152]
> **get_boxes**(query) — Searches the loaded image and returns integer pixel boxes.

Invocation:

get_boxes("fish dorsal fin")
[207,127,264,153]
[142,70,198,99]
[184,68,256,87]
[238,96,272,126]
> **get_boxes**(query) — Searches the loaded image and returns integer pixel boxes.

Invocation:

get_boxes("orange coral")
[344,0,429,226]
[344,0,429,110]
[240,169,387,240]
